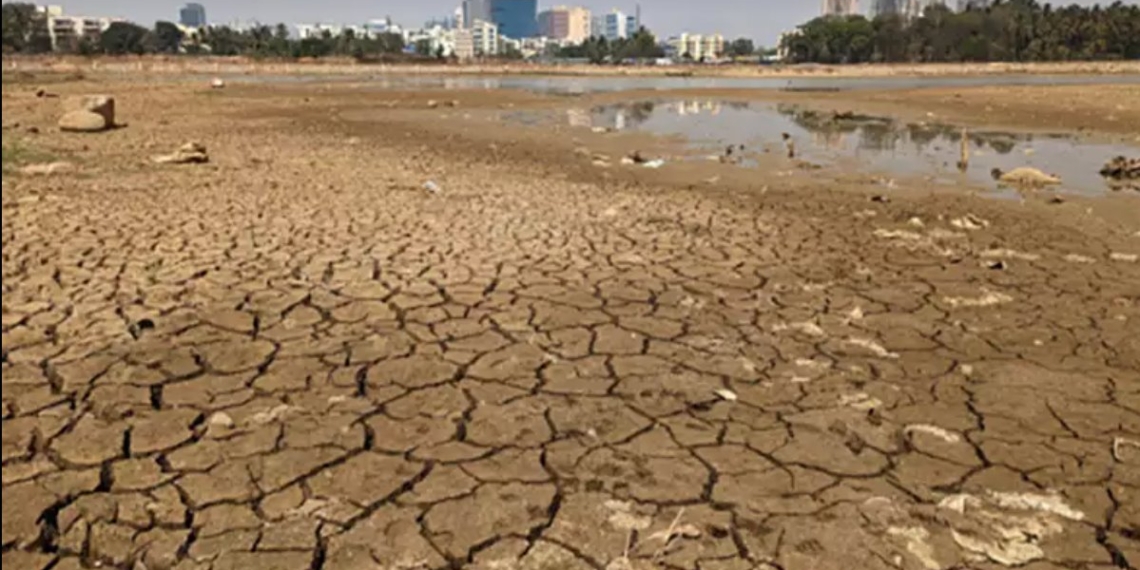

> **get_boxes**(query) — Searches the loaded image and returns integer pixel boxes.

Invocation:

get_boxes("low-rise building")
[37,5,123,51]
[667,33,724,61]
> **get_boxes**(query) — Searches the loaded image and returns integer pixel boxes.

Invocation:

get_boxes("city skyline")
[38,0,1130,45]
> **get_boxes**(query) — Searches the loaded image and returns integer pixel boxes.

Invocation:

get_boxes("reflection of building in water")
[667,100,722,116]
[812,131,848,150]
[566,108,591,128]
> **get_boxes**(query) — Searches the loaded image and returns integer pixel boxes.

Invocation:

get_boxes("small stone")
[208,412,235,428]
[65,94,115,125]
[59,110,108,133]
[211,77,226,89]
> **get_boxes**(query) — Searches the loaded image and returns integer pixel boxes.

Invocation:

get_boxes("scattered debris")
[20,161,73,175]
[939,492,1085,566]
[714,389,738,402]
[643,159,666,169]
[996,167,1062,187]
[773,321,826,337]
[605,500,652,531]
[208,412,235,429]
[251,404,298,425]
[903,424,961,443]
[950,214,990,231]
[446,100,460,108]
[1063,253,1096,264]
[980,248,1040,261]
[1110,252,1138,263]
[626,151,649,164]
[870,194,890,203]
[887,526,941,570]
[211,77,226,89]
[942,290,1013,308]
[591,126,611,134]
[423,180,442,194]
[35,88,59,98]
[1113,437,1139,462]
[844,338,900,359]
[839,392,884,410]
[152,142,209,165]
[1099,155,1139,179]
[984,260,1008,270]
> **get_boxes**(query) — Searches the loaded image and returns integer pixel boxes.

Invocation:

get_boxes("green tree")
[2,3,52,53]
[100,21,151,55]
[153,20,183,53]
[782,1,1140,64]
[728,38,755,57]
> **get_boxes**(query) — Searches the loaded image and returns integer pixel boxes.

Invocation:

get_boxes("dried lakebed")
[1,77,1138,570]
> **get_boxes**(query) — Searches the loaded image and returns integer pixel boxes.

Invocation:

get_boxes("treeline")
[554,29,665,63]
[1,3,407,59]
[782,0,1140,63]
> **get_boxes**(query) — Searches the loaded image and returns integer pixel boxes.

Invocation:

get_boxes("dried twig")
[652,507,686,562]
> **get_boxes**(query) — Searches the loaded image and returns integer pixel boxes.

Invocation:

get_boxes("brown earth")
[2,74,1139,570]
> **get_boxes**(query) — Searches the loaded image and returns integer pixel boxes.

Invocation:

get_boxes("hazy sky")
[59,0,1130,46]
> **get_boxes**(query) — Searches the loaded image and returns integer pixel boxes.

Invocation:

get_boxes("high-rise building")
[592,9,632,41]
[461,0,491,28]
[179,3,206,28]
[957,0,992,10]
[872,0,900,16]
[538,6,591,43]
[822,0,859,17]
[489,0,537,38]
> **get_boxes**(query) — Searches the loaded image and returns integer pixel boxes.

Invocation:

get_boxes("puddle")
[210,73,1140,94]
[538,100,1138,197]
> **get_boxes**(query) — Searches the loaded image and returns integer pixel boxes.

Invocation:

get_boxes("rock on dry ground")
[1,77,1138,570]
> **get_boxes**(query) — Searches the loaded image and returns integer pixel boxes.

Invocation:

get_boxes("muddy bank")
[6,54,1140,78]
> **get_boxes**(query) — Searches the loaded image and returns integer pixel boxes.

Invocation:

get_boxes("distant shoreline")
[5,55,1140,78]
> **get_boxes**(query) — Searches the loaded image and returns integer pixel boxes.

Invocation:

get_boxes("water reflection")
[558,99,1138,196]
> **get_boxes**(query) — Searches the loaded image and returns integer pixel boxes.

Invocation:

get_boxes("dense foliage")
[782,0,1140,63]
[556,28,665,63]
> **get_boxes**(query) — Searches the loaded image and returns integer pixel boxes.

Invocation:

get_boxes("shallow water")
[222,72,1140,94]
[538,99,1138,196]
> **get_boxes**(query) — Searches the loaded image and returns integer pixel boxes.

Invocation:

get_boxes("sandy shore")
[6,54,1140,78]
[3,74,1138,570]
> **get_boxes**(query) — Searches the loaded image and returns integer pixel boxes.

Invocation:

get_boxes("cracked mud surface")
[3,78,1139,570]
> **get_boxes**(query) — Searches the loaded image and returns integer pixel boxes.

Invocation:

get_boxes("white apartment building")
[36,4,123,50]
[454,19,498,59]
[668,33,725,60]
[591,9,634,41]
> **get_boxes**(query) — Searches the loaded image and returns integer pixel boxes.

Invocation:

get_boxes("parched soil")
[2,76,1139,570]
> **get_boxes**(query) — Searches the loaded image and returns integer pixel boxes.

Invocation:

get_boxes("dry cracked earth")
[2,79,1139,570]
